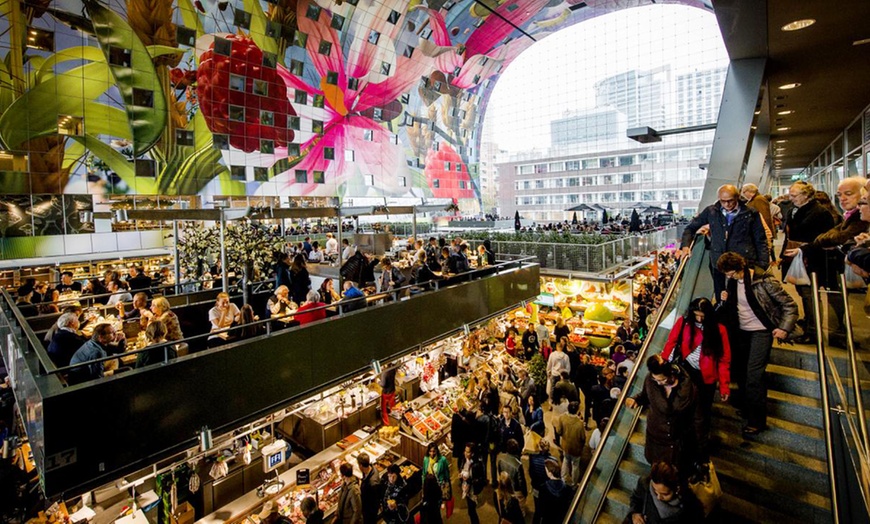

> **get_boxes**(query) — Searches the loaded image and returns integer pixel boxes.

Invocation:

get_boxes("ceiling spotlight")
[778,83,801,90]
[854,38,870,46]
[754,110,761,115]
[775,139,788,143]
[777,110,794,115]
[781,19,816,31]
[777,127,791,131]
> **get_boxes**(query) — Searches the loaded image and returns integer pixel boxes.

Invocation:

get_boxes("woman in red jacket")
[661,297,731,463]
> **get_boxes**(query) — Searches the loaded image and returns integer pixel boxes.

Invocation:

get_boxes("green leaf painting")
[83,0,167,155]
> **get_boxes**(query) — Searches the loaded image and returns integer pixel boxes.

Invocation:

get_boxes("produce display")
[245,433,405,524]
[522,276,631,348]
[396,377,466,442]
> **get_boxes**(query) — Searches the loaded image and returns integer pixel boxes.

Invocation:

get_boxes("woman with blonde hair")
[495,472,525,524]
[150,296,184,341]
[136,320,168,368]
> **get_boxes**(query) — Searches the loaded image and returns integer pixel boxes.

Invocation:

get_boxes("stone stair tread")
[714,455,832,510]
[767,363,819,381]
[768,388,822,409]
[713,402,824,440]
[596,511,622,524]
[618,457,648,479]
[711,427,828,476]
[774,341,849,360]
[719,492,813,524]
[606,485,631,508]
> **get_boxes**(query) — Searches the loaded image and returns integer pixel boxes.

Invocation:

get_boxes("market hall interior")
[0,0,870,523]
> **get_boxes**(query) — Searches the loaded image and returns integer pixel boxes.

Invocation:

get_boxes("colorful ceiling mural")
[0,0,713,208]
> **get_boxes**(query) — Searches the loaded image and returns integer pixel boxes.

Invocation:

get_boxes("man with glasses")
[678,184,770,298]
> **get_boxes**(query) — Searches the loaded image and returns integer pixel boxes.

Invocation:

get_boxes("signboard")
[261,440,287,473]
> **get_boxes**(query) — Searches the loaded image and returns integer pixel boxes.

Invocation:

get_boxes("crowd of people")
[516,215,682,235]
[614,178,870,523]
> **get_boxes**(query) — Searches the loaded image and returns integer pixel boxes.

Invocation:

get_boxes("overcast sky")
[483,4,729,152]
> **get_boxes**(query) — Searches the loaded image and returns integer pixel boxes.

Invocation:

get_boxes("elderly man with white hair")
[46,312,87,368]
[785,177,870,342]
[741,183,775,242]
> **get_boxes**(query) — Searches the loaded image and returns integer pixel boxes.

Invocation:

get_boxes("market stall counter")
[279,385,380,453]
[197,429,419,524]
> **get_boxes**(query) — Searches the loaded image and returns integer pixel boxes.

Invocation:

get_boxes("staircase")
[593,341,834,524]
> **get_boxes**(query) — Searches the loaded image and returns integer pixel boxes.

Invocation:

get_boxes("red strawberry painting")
[196,34,295,153]
[424,143,476,200]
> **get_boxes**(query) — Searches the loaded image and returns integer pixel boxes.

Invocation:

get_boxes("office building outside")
[496,65,726,222]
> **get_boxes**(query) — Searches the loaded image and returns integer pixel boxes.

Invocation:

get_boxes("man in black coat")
[356,453,381,524]
[127,266,153,296]
[678,184,769,298]
[47,312,88,368]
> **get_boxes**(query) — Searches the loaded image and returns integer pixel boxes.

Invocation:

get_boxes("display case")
[280,380,381,453]
[201,429,417,524]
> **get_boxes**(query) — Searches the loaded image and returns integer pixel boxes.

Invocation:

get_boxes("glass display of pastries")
[301,383,380,425]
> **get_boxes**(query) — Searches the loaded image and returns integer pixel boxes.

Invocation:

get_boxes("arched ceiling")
[0,0,714,203]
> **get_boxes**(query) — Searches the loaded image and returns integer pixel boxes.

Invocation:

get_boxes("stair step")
[713,455,833,523]
[711,403,825,459]
[767,364,823,398]
[710,425,830,496]
[767,389,823,428]
[770,343,848,374]
[719,492,826,524]
[613,457,647,494]
[601,484,631,520]
[595,511,622,524]
[626,431,649,466]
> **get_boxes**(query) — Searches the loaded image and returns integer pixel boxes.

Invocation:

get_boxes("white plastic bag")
[845,264,867,289]
[785,250,811,286]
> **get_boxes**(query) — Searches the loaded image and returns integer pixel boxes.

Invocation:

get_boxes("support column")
[699,58,767,207]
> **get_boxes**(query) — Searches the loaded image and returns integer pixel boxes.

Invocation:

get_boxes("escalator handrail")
[812,272,841,524]
[565,236,702,522]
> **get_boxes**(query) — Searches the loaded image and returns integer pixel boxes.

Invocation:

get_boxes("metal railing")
[813,272,870,523]
[812,273,842,524]
[465,227,679,273]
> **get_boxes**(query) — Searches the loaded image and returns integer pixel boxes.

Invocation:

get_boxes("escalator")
[564,239,861,523]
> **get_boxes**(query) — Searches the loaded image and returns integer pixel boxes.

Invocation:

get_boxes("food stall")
[518,276,633,350]
[279,380,381,453]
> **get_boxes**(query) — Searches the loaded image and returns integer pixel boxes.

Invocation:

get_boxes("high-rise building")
[675,67,727,127]
[550,107,628,147]
[594,66,670,130]
[478,141,509,214]
[496,132,713,223]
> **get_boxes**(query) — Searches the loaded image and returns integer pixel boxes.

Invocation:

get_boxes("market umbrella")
[566,204,594,212]
[666,201,674,214]
[572,212,578,225]
[629,209,642,232]
[602,209,609,223]
[514,210,521,231]
[641,205,668,214]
